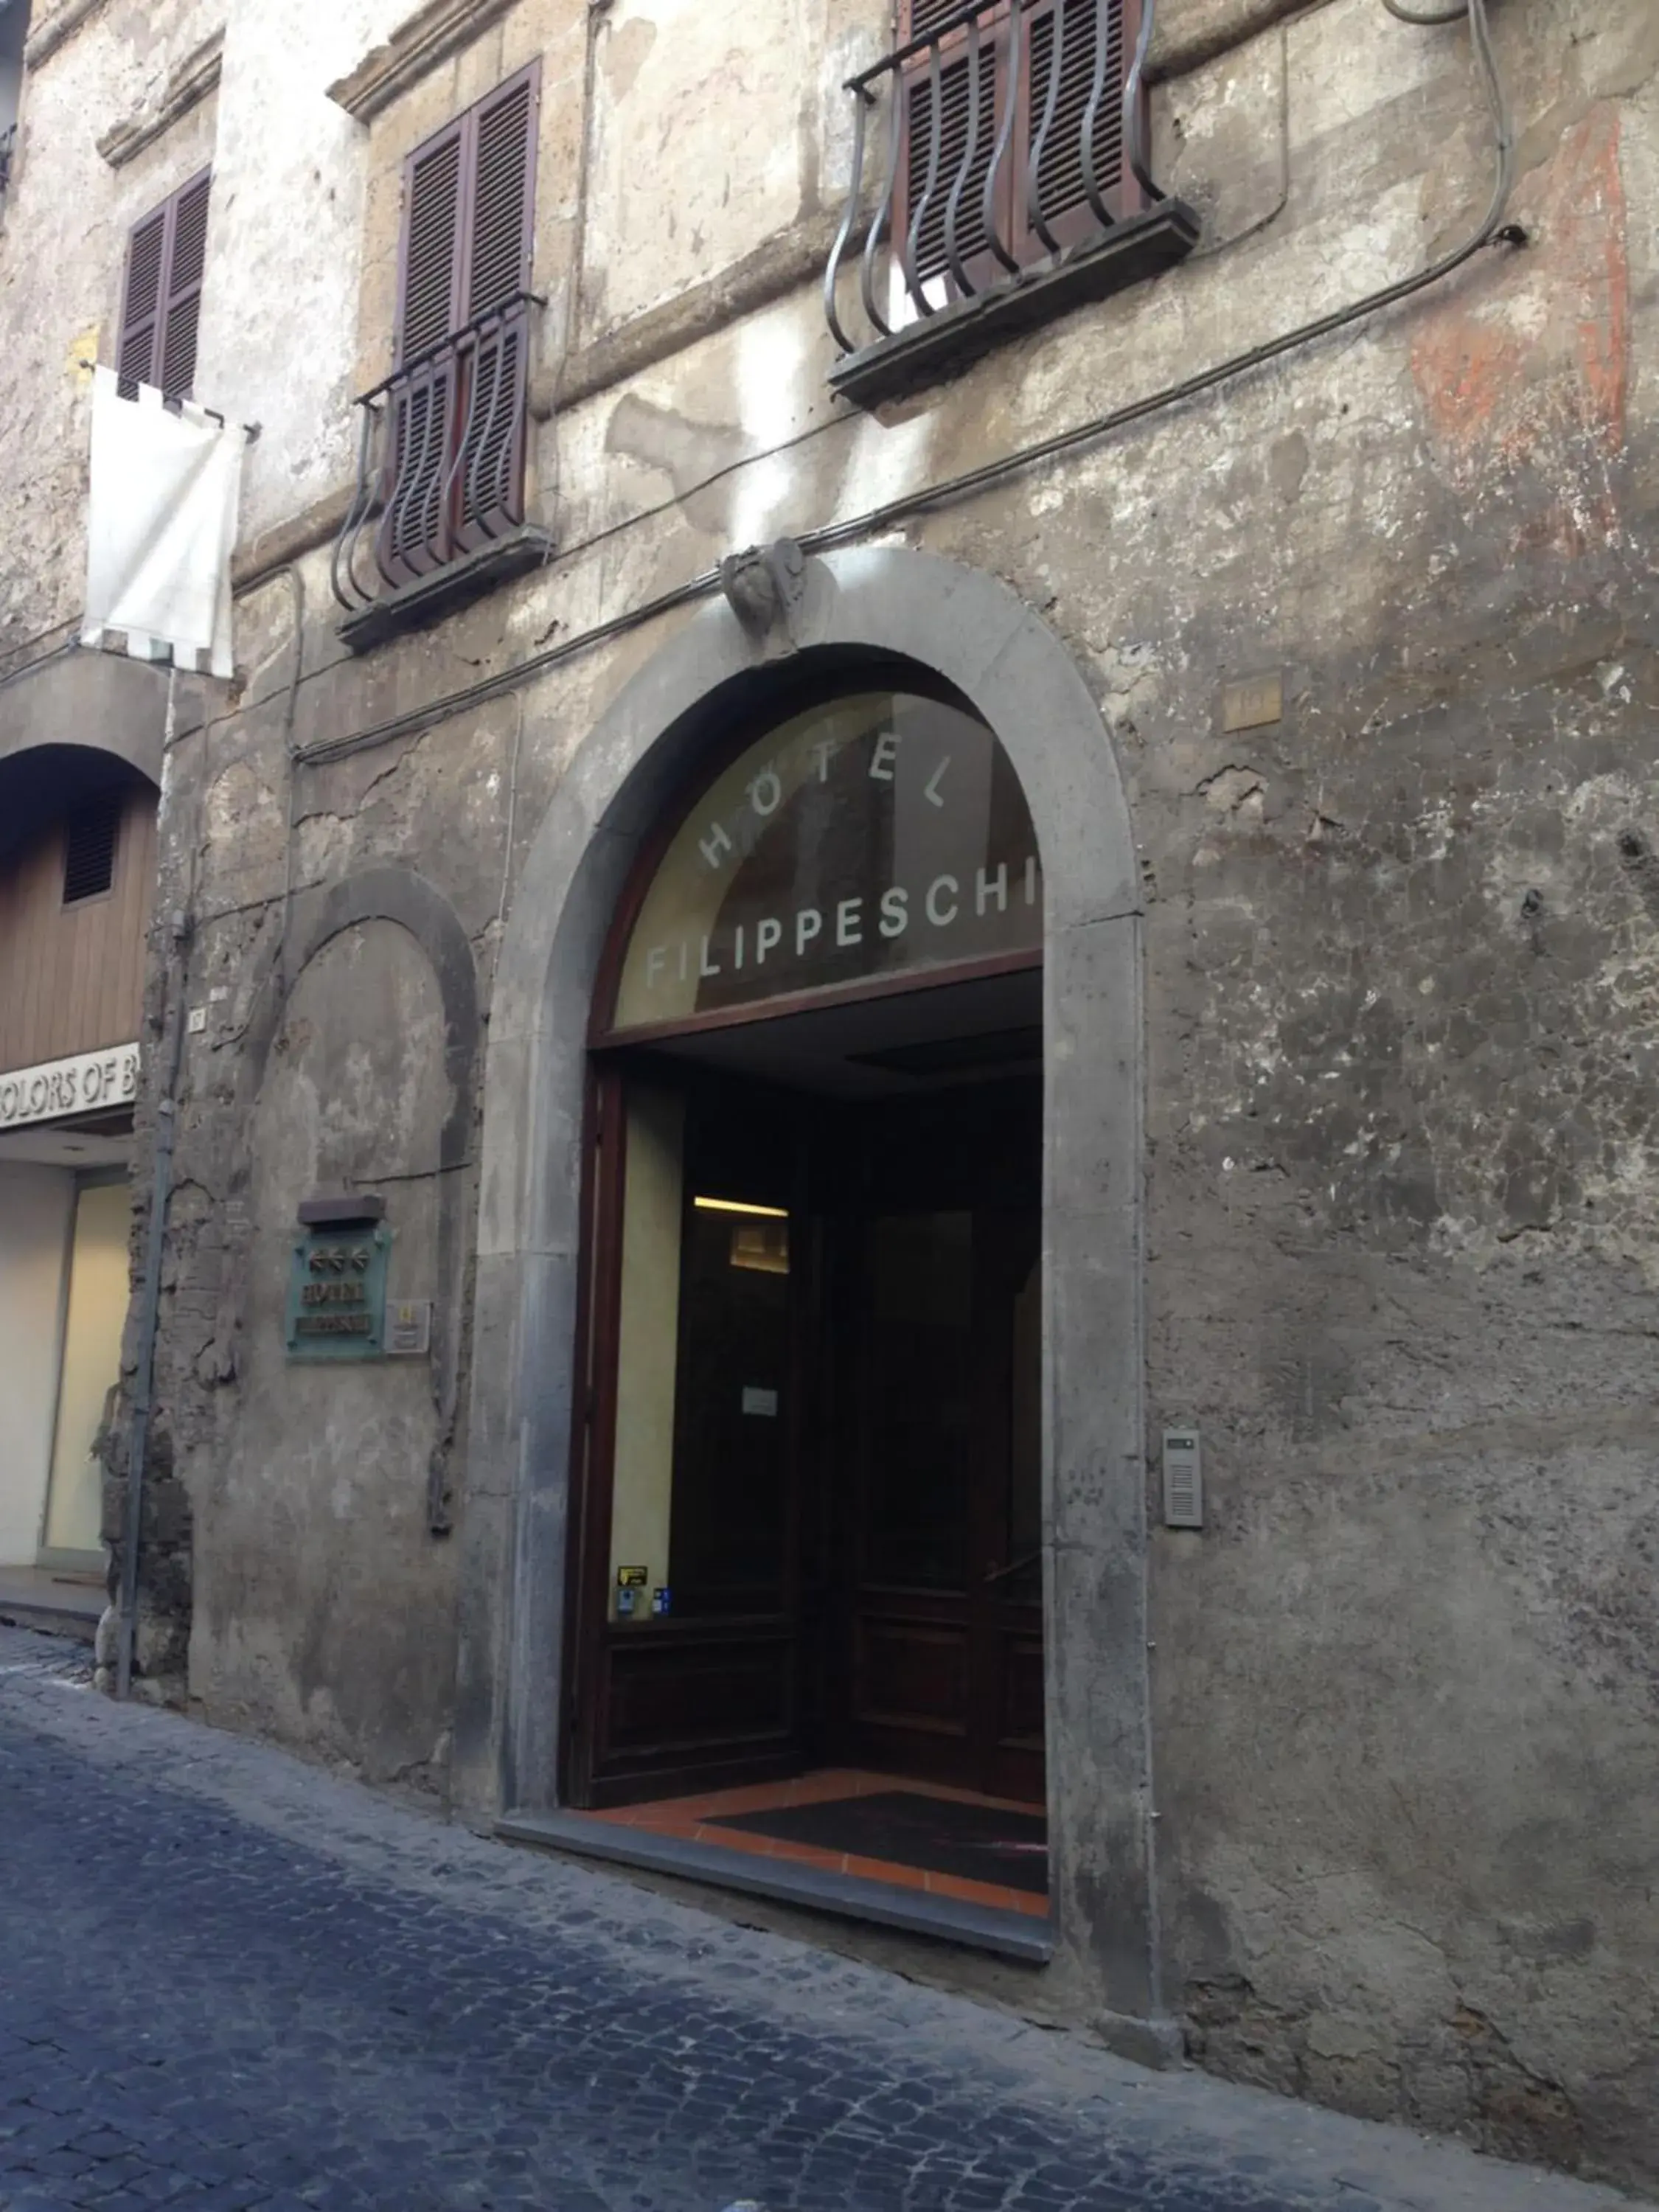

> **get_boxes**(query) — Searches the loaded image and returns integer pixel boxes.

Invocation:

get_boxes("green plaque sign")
[285,1223,392,1361]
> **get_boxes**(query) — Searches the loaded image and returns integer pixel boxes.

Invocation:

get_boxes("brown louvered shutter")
[159,170,211,397]
[894,1,1012,296]
[454,64,538,550]
[904,40,1005,287]
[116,207,167,394]
[466,70,535,321]
[1018,0,1137,260]
[116,170,212,400]
[893,0,1141,291]
[395,122,465,366]
[382,68,538,582]
[383,122,465,580]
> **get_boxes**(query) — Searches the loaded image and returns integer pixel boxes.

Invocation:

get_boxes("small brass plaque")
[1222,672,1283,733]
[616,1565,649,1589]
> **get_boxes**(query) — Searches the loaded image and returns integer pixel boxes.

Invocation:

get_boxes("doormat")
[709,1790,1048,1895]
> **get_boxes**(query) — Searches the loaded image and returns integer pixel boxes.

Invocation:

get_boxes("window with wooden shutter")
[380,65,539,585]
[892,0,1140,303]
[116,169,211,400]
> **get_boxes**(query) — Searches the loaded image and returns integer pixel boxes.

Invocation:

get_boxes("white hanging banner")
[80,365,242,679]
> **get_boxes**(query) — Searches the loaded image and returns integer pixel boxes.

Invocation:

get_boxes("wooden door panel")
[838,1081,1046,1804]
[594,1627,796,1778]
[854,1615,970,1736]
[0,787,156,1073]
[997,1627,1046,1747]
[571,1066,1048,1817]
[569,1065,814,1809]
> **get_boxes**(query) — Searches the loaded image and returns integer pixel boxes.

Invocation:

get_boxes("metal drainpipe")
[116,672,190,1700]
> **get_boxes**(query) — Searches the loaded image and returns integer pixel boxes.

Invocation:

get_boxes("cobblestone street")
[0,1629,1633,2212]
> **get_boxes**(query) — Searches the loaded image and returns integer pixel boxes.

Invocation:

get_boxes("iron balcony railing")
[332,290,538,613]
[824,0,1164,361]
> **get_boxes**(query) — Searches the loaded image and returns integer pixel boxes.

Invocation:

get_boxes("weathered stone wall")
[187,917,459,1781]
[0,0,223,659]
[4,0,1657,2185]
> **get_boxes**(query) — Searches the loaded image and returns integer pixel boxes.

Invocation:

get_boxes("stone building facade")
[1,0,1656,2189]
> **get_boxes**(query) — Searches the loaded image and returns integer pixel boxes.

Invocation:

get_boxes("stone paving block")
[0,1627,1642,2212]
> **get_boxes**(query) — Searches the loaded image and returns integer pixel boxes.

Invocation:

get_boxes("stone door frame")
[454,546,1159,2023]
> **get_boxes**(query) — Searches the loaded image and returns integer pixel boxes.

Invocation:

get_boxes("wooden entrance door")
[566,1066,813,1809]
[828,1079,1046,1805]
[568,1063,1045,1811]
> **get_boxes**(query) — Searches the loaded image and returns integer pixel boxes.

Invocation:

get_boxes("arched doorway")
[0,732,158,1613]
[465,548,1158,2011]
[567,672,1048,1891]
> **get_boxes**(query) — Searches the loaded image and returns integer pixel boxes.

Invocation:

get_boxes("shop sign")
[611,692,1041,1030]
[285,1224,392,1362]
[0,1043,141,1131]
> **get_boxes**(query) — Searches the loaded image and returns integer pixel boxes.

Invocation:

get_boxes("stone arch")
[244,865,479,1172]
[200,915,461,1781]
[458,548,1154,2021]
[238,868,479,1525]
[0,651,175,787]
[195,866,481,1776]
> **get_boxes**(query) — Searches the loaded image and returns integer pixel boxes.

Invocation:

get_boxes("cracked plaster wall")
[6,0,1659,2188]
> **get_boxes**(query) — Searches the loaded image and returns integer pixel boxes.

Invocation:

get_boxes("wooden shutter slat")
[453,63,538,552]
[901,39,1004,288]
[159,173,210,397]
[117,170,211,400]
[1025,0,1121,241]
[383,366,459,573]
[384,118,467,581]
[902,0,1012,34]
[383,66,538,580]
[158,291,201,398]
[167,171,212,297]
[467,72,535,319]
[398,125,465,364]
[116,207,167,392]
[456,320,527,541]
[894,0,1137,280]
[905,0,973,34]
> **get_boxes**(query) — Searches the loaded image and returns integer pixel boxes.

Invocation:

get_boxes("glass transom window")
[609,691,1040,1032]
